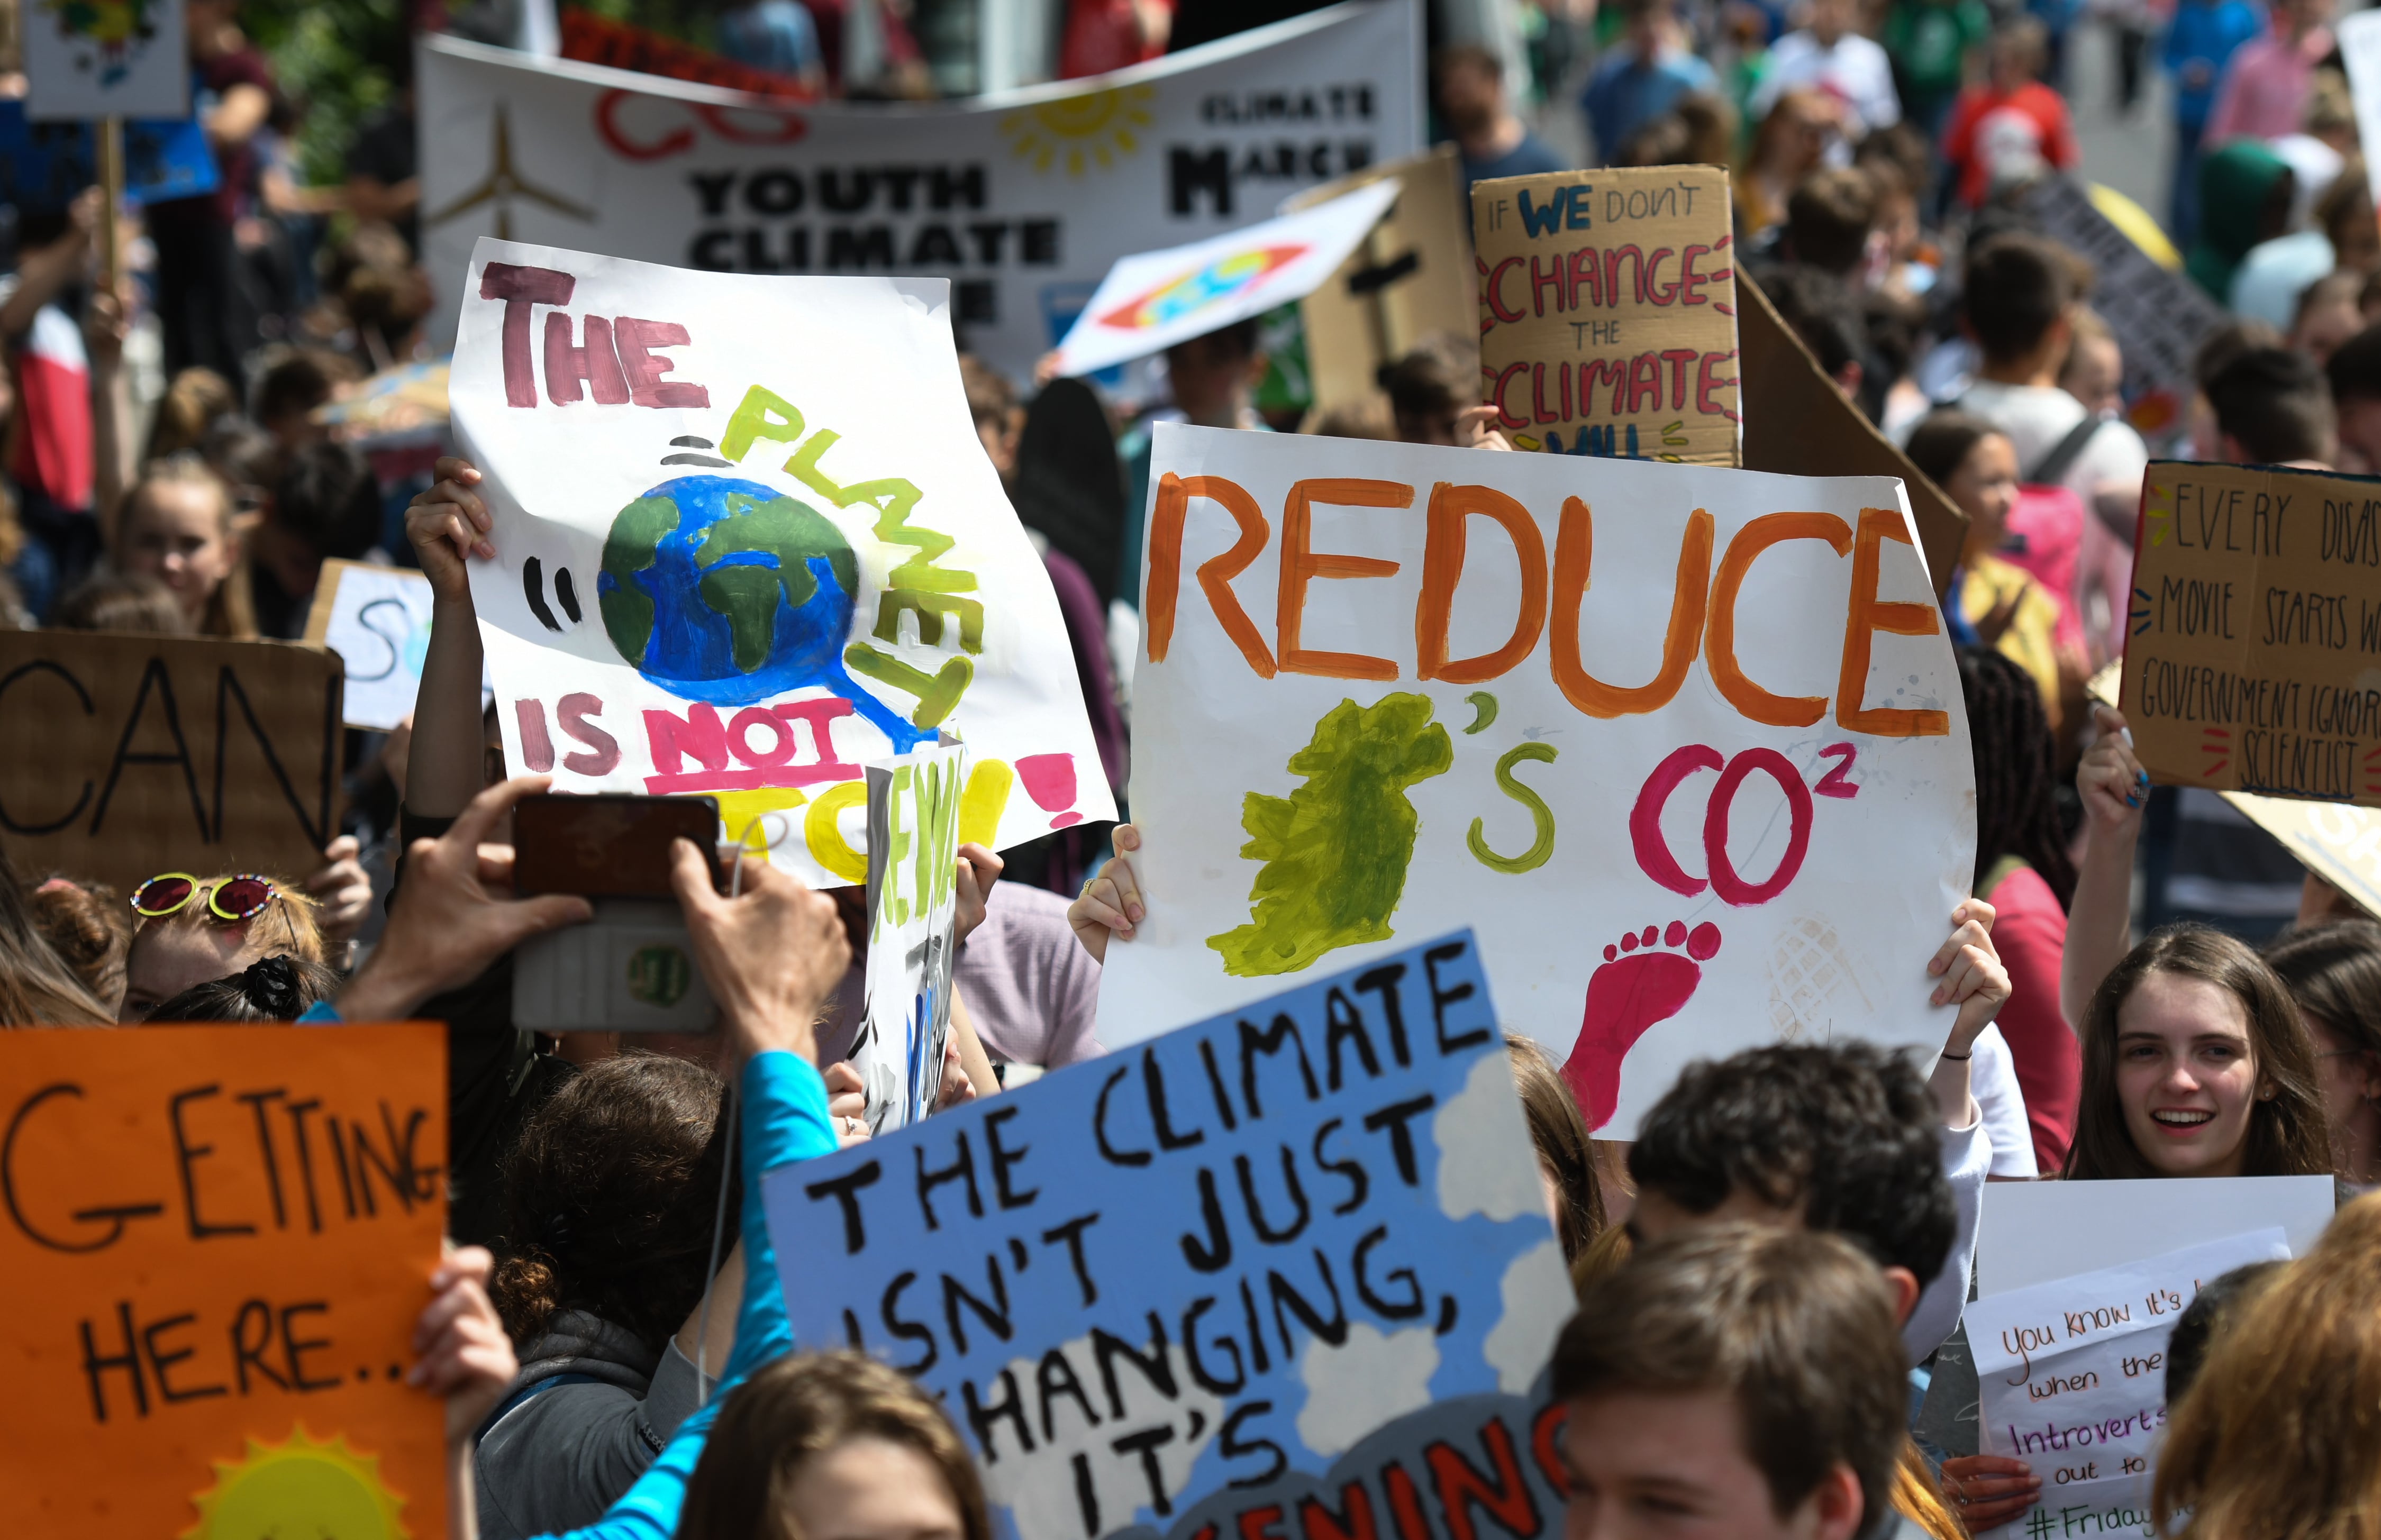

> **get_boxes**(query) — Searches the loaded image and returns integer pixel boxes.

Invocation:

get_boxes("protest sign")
[24,0,189,120]
[0,630,342,894]
[1471,165,1739,466]
[304,559,493,731]
[2343,12,2381,216]
[2018,176,2223,442]
[1976,1175,2335,1296]
[1051,179,1402,378]
[766,929,1574,1540]
[559,8,811,97]
[1737,270,1966,598]
[2119,460,2381,805]
[0,103,219,211]
[449,238,1112,886]
[1288,147,1477,420]
[855,741,967,1130]
[2216,791,2381,919]
[418,1,1422,382]
[0,1024,447,1539]
[1967,1229,2291,1540]
[1096,425,1975,1137]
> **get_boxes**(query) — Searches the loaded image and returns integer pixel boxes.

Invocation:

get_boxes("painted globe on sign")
[597,476,860,706]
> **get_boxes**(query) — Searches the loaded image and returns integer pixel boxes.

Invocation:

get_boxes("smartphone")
[512,795,721,898]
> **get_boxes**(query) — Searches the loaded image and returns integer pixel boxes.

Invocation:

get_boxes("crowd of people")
[12,0,2381,1534]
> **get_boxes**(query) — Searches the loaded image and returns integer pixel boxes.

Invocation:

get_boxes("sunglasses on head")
[130,873,281,922]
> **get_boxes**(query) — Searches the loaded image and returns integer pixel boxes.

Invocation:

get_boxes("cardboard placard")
[24,0,190,121]
[1737,269,1966,600]
[450,239,1114,887]
[1098,425,1975,1138]
[303,559,492,732]
[0,631,343,893]
[1472,165,1740,465]
[765,930,1573,1540]
[2019,176,2223,442]
[1288,147,1479,420]
[0,1024,448,1539]
[855,741,966,1131]
[1967,1228,2293,1539]
[1975,1175,2337,1297]
[2120,460,2381,805]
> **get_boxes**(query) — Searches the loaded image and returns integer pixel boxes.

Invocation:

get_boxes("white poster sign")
[1051,178,1400,377]
[857,740,965,1131]
[1966,1228,2291,1540]
[24,0,189,121]
[304,558,492,731]
[1097,426,1976,1137]
[417,2,1422,381]
[1976,1175,2336,1296]
[450,238,1114,887]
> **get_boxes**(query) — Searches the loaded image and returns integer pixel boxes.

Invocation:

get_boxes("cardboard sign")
[2019,176,2223,442]
[558,8,812,98]
[765,930,1573,1540]
[24,0,190,120]
[2120,460,2381,805]
[1737,270,1966,599]
[1967,1228,2292,1540]
[1975,1175,2336,1297]
[418,1,1422,381]
[303,559,495,731]
[2216,791,2381,919]
[0,631,343,894]
[1289,148,1478,421]
[1052,179,1402,379]
[856,741,966,1131]
[450,239,1114,887]
[1097,425,1975,1137]
[0,1024,448,1539]
[1471,165,1740,465]
[2341,12,2381,224]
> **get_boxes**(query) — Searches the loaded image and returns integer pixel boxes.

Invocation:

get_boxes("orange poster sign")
[0,1024,448,1539]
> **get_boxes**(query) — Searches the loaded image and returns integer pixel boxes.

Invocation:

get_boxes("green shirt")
[1883,0,1988,102]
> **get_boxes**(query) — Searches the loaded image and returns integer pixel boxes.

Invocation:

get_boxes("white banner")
[450,238,1114,887]
[419,2,1422,382]
[24,0,189,120]
[1096,427,1976,1137]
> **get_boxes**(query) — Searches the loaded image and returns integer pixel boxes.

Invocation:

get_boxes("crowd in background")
[10,0,2381,1534]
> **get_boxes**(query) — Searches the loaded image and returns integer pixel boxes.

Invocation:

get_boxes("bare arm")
[403,458,499,816]
[2062,706,2147,1026]
[206,82,272,150]
[83,285,137,550]
[0,190,96,340]
[1925,898,2009,1128]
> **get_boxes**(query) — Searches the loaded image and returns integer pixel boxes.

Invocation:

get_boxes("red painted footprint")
[1563,920,1722,1130]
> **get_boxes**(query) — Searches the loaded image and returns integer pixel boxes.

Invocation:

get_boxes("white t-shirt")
[1959,379,2150,505]
[1907,1110,1988,1363]
[1968,1025,2039,1179]
[1752,31,1902,138]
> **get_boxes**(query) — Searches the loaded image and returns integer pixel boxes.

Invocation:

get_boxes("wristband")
[1938,1049,1971,1061]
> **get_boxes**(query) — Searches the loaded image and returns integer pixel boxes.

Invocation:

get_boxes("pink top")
[2204,26,2333,144]
[1983,862,2078,1174]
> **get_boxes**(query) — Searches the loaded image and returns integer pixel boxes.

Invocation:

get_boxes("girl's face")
[122,481,235,622]
[783,1436,965,1540]
[2113,972,2263,1178]
[2296,297,2364,365]
[1949,433,2021,564]
[120,920,252,1022]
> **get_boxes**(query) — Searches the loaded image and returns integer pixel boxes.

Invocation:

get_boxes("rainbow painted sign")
[1052,178,1399,377]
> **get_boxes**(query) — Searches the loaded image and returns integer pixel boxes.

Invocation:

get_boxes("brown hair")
[1787,167,1878,277]
[1505,1035,1605,1263]
[144,953,345,1021]
[2265,920,2381,1059]
[2064,926,2332,1180]
[2153,1192,2381,1537]
[491,1053,738,1352]
[27,878,131,1010]
[123,454,259,639]
[1903,408,2006,491]
[1555,1224,1906,1531]
[0,846,112,1024]
[144,368,240,459]
[1962,234,2093,365]
[955,352,1017,434]
[51,572,195,634]
[679,1351,993,1540]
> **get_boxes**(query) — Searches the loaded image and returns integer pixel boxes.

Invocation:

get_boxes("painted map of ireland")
[1208,692,1452,976]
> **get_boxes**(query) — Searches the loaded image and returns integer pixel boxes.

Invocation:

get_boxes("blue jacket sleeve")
[541,1049,835,1540]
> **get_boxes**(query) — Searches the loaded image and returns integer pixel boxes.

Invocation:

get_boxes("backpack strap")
[2026,414,2104,487]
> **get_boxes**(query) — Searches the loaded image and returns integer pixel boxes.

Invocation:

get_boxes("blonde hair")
[124,454,258,640]
[146,369,240,459]
[133,874,326,965]
[2153,1192,2381,1538]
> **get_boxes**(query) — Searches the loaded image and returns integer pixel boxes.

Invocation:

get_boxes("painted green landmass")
[1208,693,1452,977]
[693,491,858,672]
[599,493,681,666]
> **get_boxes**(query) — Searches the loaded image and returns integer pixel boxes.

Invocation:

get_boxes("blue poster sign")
[0,103,219,215]
[765,929,1577,1540]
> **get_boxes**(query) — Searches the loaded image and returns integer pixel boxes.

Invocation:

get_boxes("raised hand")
[409,1245,517,1444]
[305,835,374,944]
[956,841,1003,944]
[405,457,495,604]
[669,841,851,1069]
[1927,897,2010,1053]
[2076,704,2148,838]
[1068,824,1144,964]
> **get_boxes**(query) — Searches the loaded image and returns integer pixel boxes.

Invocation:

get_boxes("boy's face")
[1560,1390,1863,1540]
[1808,0,1852,44]
[1165,333,1260,425]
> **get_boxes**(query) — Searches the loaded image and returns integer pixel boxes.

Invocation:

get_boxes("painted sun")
[184,1426,408,1540]
[999,83,1157,175]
